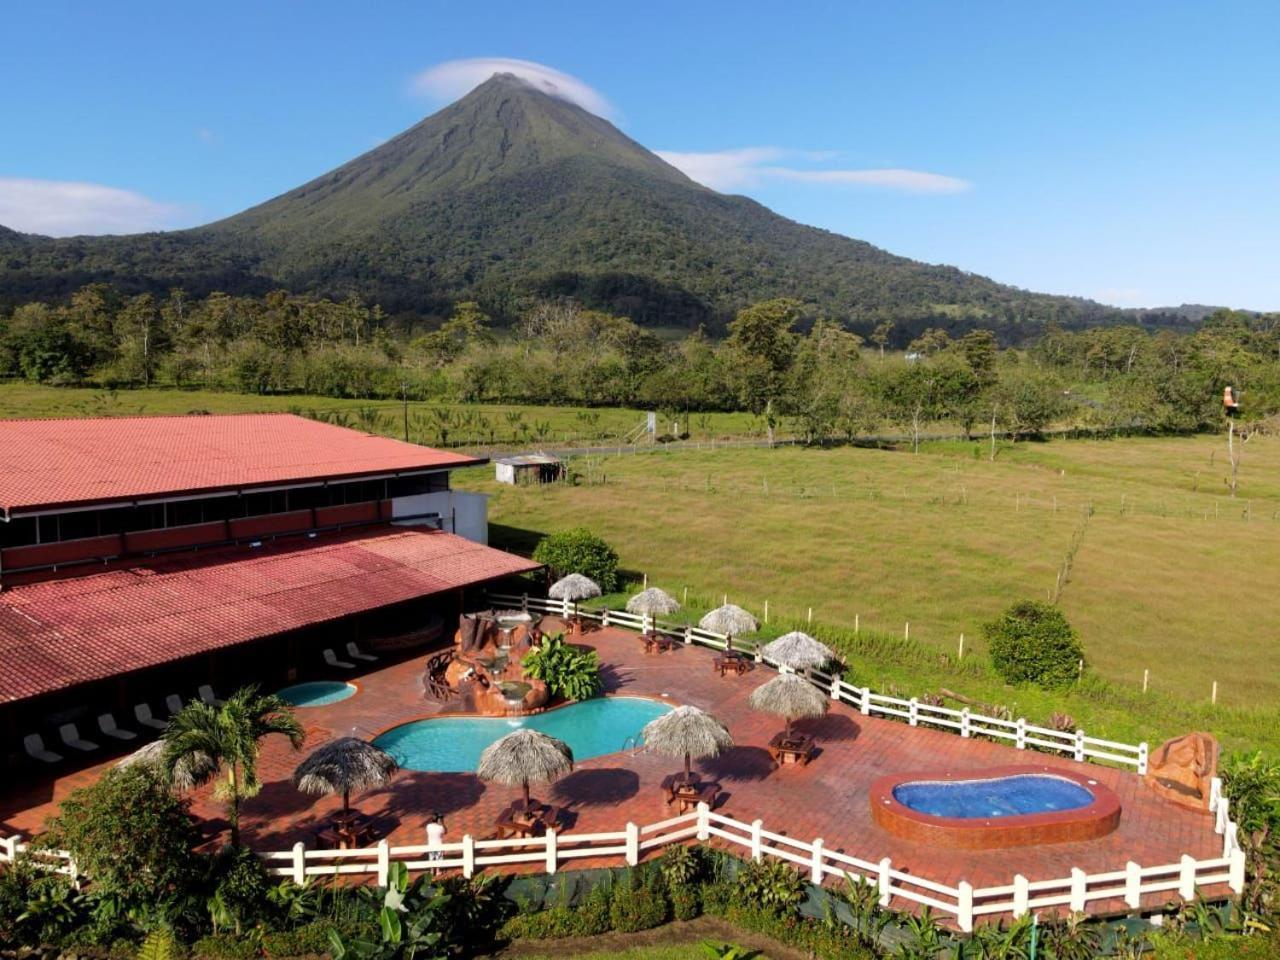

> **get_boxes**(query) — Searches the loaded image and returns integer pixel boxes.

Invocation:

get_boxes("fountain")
[442,611,550,716]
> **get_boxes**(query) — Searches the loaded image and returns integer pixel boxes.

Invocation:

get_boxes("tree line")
[1,284,1277,443]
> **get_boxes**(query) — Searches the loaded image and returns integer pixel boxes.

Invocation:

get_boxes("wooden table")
[495,802,562,839]
[712,651,750,676]
[642,633,676,654]
[314,813,374,849]
[768,731,816,767]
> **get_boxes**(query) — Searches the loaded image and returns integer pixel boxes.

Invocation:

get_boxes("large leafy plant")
[522,636,602,701]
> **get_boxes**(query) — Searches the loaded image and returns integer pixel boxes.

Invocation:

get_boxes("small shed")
[495,453,564,486]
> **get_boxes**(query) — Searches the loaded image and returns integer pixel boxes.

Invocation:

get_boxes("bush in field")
[532,528,619,592]
[984,600,1083,688]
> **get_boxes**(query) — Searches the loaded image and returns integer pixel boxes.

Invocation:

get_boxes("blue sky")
[2,1,1278,309]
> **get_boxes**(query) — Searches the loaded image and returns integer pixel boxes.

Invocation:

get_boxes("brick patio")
[1,623,1228,919]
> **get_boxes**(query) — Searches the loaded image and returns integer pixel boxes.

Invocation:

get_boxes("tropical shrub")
[532,528,620,592]
[522,636,602,701]
[984,600,1084,688]
[39,764,200,906]
[736,859,806,916]
[1222,751,1280,919]
[607,872,668,932]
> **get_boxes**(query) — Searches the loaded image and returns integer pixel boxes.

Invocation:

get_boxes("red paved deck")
[1,624,1225,920]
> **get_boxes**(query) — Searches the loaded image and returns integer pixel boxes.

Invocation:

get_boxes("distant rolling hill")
[0,74,1191,339]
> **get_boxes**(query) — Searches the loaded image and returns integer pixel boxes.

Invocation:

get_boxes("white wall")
[389,491,489,544]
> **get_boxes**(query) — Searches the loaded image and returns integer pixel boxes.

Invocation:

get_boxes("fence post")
[877,857,893,907]
[521,593,528,613]
[625,822,640,866]
[602,609,611,627]
[1209,776,1223,813]
[860,687,871,716]
[1228,848,1246,894]
[696,802,710,841]
[546,829,558,874]
[1070,867,1087,913]
[562,596,571,619]
[376,839,390,887]
[1137,742,1149,776]
[291,841,306,885]
[830,674,840,700]
[750,819,763,862]
[960,709,971,739]
[1124,861,1142,909]
[1016,718,1027,751]
[684,626,693,645]
[0,836,16,863]
[1013,874,1029,917]
[1074,729,1086,762]
[908,697,919,727]
[810,838,824,885]
[957,881,974,933]
[462,834,475,879]
[1178,855,1196,900]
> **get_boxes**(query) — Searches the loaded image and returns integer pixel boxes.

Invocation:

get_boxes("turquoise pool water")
[278,681,357,707]
[373,697,672,772]
[893,774,1094,819]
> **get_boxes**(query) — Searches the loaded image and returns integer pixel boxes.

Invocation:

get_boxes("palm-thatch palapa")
[626,587,680,630]
[292,737,399,817]
[642,705,733,783]
[549,573,602,632]
[762,631,835,671]
[115,739,215,792]
[749,673,829,741]
[477,728,574,810]
[699,604,759,644]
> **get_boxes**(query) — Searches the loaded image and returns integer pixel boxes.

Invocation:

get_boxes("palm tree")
[162,685,305,846]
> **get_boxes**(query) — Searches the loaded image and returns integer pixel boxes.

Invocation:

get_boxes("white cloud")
[657,147,970,195]
[0,177,188,236]
[411,58,615,119]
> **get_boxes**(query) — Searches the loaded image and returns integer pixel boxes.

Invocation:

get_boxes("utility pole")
[401,382,410,443]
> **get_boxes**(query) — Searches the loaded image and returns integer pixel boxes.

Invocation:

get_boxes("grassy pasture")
[465,435,1280,752]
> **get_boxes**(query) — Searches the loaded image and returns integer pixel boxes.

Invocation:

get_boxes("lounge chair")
[165,694,185,715]
[134,703,168,730]
[346,642,378,663]
[24,733,62,764]
[98,713,136,740]
[324,648,355,669]
[58,723,99,752]
[198,684,224,707]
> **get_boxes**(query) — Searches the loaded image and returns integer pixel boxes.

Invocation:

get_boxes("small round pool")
[893,774,1094,819]
[374,696,671,772]
[278,681,357,707]
[870,765,1121,849]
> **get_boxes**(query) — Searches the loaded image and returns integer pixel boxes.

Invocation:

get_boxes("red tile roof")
[0,414,484,515]
[0,525,539,703]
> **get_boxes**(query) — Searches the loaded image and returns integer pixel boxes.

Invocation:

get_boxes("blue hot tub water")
[277,681,357,707]
[892,774,1094,819]
[373,697,672,772]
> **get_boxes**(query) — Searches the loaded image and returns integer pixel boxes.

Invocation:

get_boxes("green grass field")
[0,382,764,448]
[462,434,1280,754]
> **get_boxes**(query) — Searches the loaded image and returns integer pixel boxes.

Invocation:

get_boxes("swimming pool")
[373,696,671,772]
[278,681,357,707]
[870,765,1121,848]
[892,774,1094,818]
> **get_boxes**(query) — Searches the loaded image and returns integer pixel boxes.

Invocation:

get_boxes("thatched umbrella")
[762,631,835,671]
[292,737,398,817]
[626,587,680,632]
[642,705,733,783]
[749,673,829,741]
[116,739,215,792]
[699,604,759,647]
[549,574,601,630]
[478,728,574,811]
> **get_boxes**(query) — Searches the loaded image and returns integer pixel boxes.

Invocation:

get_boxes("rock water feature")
[442,611,551,716]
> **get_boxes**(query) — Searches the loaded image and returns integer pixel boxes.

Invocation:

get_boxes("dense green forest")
[3,283,1278,444]
[0,75,1205,339]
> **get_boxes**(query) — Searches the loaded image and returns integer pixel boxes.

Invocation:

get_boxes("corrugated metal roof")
[0,414,485,514]
[0,525,539,703]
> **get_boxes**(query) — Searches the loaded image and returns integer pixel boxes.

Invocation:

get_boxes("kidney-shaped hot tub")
[870,764,1121,849]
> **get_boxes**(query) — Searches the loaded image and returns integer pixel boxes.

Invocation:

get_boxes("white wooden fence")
[490,593,1150,773]
[0,802,1244,932]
